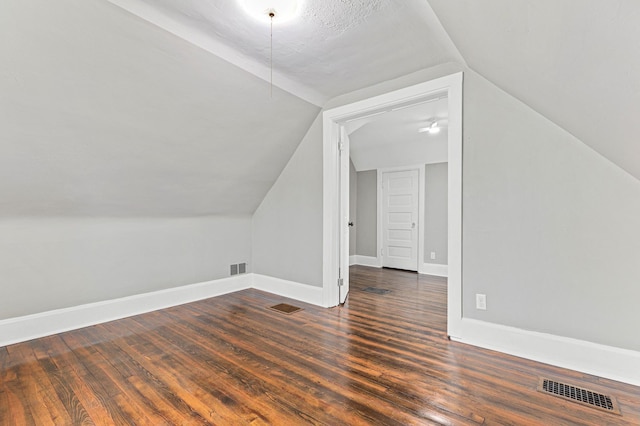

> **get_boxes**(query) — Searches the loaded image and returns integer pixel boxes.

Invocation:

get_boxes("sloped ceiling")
[2,0,638,218]
[0,0,318,217]
[428,0,640,180]
[1,0,464,217]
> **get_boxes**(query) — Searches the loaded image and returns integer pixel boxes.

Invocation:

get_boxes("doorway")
[322,72,463,339]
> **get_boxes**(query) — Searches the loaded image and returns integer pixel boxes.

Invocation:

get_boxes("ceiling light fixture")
[241,0,300,24]
[418,121,441,134]
[240,0,300,97]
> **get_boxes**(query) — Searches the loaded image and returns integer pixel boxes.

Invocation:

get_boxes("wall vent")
[238,262,247,274]
[537,378,621,415]
[230,264,238,276]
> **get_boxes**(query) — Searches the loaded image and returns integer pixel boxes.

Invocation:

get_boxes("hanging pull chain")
[269,11,275,98]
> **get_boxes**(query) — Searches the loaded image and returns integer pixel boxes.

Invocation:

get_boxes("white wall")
[0,215,251,320]
[462,71,640,351]
[252,114,324,287]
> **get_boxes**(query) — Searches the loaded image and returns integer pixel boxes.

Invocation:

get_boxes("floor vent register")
[537,378,621,415]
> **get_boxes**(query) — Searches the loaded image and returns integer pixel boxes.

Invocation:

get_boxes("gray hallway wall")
[355,170,377,257]
[252,114,324,287]
[424,163,448,265]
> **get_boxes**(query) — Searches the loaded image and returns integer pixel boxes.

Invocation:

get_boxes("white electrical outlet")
[430,251,436,260]
[476,294,487,310]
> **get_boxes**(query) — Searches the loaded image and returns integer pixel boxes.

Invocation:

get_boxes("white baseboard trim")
[419,262,448,277]
[251,274,324,307]
[349,255,357,266]
[453,318,640,387]
[0,273,329,347]
[9,275,638,388]
[352,255,381,268]
[0,275,252,348]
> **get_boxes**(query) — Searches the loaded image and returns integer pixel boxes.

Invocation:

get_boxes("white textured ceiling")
[428,0,640,180]
[349,97,449,171]
[106,0,465,105]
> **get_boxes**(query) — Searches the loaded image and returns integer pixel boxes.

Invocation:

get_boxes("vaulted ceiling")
[428,0,640,180]
[1,0,319,216]
[1,0,638,217]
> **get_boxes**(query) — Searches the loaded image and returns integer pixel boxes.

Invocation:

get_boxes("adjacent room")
[2,0,640,424]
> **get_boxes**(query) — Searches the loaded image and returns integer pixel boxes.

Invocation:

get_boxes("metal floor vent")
[362,287,391,295]
[268,303,302,315]
[537,378,621,415]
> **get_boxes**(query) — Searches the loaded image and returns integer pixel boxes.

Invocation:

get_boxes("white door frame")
[322,72,463,339]
[377,165,425,271]
[338,127,350,304]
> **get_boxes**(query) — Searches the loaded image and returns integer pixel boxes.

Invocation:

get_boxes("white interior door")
[338,127,350,304]
[382,169,419,271]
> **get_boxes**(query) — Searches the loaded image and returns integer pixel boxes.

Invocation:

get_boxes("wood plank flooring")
[2,265,639,425]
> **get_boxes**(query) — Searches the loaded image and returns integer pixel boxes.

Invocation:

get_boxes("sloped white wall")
[462,71,640,351]
[251,115,324,287]
[428,0,640,181]
[0,0,319,218]
[0,216,251,320]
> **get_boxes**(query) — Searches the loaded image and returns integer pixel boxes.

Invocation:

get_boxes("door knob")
[348,221,354,227]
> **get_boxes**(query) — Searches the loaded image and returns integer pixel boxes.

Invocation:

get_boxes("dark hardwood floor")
[2,265,639,425]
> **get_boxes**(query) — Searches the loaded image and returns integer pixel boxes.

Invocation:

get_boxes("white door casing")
[338,127,350,304]
[382,169,419,271]
[322,72,463,339]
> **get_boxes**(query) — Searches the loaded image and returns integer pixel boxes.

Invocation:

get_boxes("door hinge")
[338,142,344,152]
[338,278,344,287]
